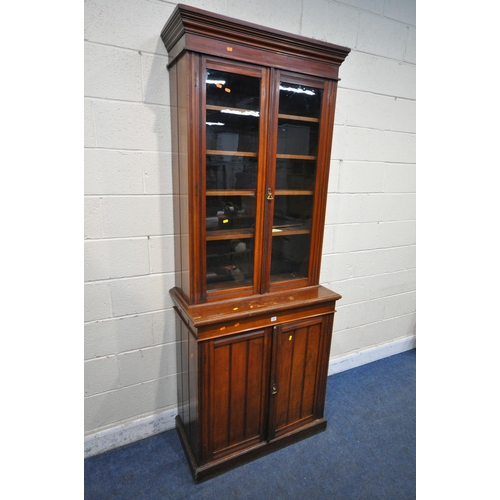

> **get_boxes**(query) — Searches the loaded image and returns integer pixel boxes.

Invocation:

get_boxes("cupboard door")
[268,317,325,440]
[203,60,269,300]
[205,329,271,461]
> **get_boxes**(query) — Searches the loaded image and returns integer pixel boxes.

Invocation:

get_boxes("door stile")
[253,66,272,296]
[259,69,281,295]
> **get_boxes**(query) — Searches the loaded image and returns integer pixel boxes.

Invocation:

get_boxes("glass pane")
[206,70,260,154]
[206,112,259,153]
[278,82,322,118]
[206,155,258,191]
[206,238,254,289]
[270,80,322,284]
[206,70,260,109]
[275,158,316,191]
[205,69,261,293]
[272,195,313,228]
[206,195,256,232]
[277,119,319,156]
[270,234,310,280]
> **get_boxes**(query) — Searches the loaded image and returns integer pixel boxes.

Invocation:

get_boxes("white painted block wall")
[84,0,416,456]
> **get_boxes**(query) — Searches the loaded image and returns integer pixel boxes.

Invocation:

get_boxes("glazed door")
[268,316,327,440]
[202,59,269,300]
[262,72,334,292]
[203,329,271,462]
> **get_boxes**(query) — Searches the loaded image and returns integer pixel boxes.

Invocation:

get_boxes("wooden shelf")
[206,150,258,157]
[206,190,255,196]
[272,226,310,236]
[275,190,313,196]
[206,229,255,241]
[276,154,316,161]
[278,113,319,123]
[206,279,253,291]
[206,104,260,115]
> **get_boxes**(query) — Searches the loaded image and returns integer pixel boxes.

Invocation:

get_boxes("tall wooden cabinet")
[161,4,349,482]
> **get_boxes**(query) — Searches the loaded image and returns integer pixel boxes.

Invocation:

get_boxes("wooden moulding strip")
[278,113,319,123]
[206,190,255,196]
[161,4,351,69]
[206,150,257,157]
[205,229,255,241]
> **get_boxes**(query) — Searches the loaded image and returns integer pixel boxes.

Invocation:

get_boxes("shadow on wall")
[142,34,179,428]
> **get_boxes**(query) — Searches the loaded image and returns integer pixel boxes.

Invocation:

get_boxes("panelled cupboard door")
[201,315,332,463]
[268,316,328,440]
[203,329,271,462]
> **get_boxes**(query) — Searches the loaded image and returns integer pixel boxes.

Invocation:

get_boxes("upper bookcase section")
[160,4,351,80]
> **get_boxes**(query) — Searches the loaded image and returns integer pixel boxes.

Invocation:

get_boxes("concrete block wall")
[84,0,416,455]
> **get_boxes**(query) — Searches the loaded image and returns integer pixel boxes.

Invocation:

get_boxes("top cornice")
[161,4,350,68]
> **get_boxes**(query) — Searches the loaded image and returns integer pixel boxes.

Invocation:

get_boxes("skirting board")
[328,334,416,376]
[84,334,416,459]
[84,408,178,459]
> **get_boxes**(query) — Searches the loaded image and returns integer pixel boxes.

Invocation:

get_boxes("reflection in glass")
[278,83,322,118]
[206,195,256,232]
[277,119,319,156]
[273,195,313,228]
[270,234,310,280]
[206,111,259,153]
[206,238,254,289]
[275,158,316,191]
[206,155,258,191]
[206,70,260,110]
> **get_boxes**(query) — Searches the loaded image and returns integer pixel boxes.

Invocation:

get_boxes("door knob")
[267,188,274,200]
[271,382,277,395]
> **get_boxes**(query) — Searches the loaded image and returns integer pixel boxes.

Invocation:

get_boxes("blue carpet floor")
[85,349,416,499]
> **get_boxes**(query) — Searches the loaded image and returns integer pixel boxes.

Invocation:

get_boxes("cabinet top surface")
[161,3,350,67]
[170,285,341,326]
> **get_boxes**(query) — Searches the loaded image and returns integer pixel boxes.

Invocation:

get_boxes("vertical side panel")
[169,62,182,291]
[173,53,192,300]
[173,308,199,461]
[187,326,199,458]
[309,79,337,285]
[175,312,188,426]
[188,54,204,303]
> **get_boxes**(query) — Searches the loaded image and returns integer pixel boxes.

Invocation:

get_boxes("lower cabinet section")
[171,286,340,483]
